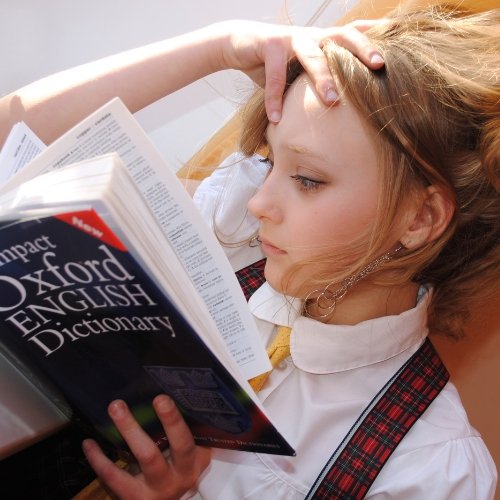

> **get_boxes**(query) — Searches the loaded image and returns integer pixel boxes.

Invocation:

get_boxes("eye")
[259,156,274,168]
[290,174,325,192]
[259,156,274,176]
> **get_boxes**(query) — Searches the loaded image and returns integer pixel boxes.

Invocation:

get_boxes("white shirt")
[192,153,497,499]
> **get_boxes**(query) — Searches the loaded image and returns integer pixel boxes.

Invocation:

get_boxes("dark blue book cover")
[0,208,294,457]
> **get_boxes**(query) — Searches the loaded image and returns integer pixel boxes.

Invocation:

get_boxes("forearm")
[0,19,384,149]
[0,24,227,147]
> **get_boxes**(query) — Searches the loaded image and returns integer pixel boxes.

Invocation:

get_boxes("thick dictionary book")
[0,102,294,458]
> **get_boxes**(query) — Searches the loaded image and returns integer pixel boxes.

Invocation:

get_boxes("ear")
[400,186,455,250]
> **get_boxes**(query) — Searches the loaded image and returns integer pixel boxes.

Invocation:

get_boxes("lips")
[259,237,287,255]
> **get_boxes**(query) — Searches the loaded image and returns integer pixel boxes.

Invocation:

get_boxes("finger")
[153,395,210,476]
[347,19,389,32]
[323,23,385,69]
[262,38,288,123]
[292,34,339,106]
[82,438,138,498]
[107,399,168,481]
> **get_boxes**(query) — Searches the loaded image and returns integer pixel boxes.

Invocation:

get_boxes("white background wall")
[0,0,356,169]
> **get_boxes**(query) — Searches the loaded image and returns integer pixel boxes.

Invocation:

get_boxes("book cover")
[0,208,294,457]
[0,98,272,382]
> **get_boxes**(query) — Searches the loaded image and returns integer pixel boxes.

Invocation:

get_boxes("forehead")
[267,75,377,161]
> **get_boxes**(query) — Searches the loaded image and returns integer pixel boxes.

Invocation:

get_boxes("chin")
[264,266,304,298]
[263,266,286,294]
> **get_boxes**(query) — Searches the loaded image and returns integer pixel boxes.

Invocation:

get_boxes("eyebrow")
[285,143,329,164]
[265,130,329,165]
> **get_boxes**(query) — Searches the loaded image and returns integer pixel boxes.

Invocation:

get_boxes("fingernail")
[82,439,93,454]
[109,400,126,417]
[269,111,281,123]
[325,88,338,103]
[156,395,174,412]
[370,53,384,66]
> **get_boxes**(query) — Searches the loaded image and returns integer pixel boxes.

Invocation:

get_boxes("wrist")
[199,21,235,74]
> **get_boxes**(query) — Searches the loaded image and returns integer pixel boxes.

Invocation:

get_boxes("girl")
[83,6,499,499]
[0,15,384,499]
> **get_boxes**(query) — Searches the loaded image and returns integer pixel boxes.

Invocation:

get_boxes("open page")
[0,122,46,184]
[0,99,270,380]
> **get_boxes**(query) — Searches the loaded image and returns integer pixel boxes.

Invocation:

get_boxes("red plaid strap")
[305,338,449,500]
[235,258,267,301]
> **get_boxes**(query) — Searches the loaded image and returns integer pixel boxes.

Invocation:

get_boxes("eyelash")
[260,157,324,191]
[290,174,324,191]
[259,157,275,182]
[259,156,273,169]
[259,157,325,192]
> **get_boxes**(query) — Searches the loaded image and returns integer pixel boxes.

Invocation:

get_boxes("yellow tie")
[248,326,292,392]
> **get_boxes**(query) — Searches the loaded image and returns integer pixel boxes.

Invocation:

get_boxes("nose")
[247,171,284,224]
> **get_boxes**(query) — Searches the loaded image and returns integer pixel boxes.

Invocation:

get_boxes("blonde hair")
[239,6,500,339]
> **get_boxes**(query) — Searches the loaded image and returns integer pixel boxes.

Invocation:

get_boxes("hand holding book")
[82,395,211,500]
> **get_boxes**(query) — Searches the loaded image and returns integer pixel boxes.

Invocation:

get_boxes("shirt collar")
[249,282,430,374]
[248,282,302,327]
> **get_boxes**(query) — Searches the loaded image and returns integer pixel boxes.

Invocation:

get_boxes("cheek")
[295,202,376,255]
[310,205,375,244]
